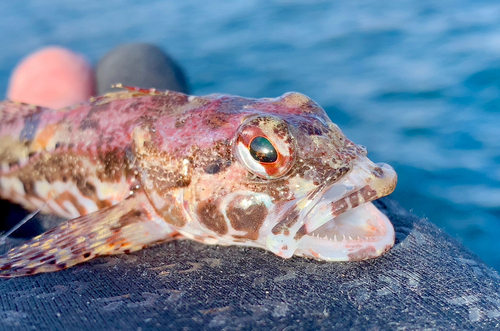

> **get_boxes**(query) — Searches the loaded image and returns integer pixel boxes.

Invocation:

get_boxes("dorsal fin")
[111,83,165,95]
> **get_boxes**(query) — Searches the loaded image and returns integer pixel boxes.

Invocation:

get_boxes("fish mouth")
[266,158,397,261]
[294,202,395,261]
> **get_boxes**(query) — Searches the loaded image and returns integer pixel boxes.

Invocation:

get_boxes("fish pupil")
[249,136,278,163]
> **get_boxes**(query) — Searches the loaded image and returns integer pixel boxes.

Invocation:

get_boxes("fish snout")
[370,162,397,198]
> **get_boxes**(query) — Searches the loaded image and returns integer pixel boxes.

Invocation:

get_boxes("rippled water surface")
[1,0,500,270]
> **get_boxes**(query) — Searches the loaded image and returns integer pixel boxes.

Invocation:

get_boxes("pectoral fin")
[0,191,178,277]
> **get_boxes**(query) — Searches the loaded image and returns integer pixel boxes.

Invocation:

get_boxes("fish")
[0,86,397,277]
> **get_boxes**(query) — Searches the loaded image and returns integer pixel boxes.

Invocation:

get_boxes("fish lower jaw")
[294,202,395,261]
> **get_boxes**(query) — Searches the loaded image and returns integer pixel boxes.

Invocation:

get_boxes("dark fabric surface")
[1,197,500,330]
[95,43,190,95]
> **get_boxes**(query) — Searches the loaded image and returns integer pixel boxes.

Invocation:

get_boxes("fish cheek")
[153,194,187,228]
[196,200,228,236]
[138,175,189,228]
[227,195,268,240]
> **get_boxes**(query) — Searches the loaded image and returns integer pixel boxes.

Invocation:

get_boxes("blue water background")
[1,1,500,270]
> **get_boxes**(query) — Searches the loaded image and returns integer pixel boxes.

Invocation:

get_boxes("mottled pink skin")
[0,89,397,277]
[151,94,330,155]
[7,46,95,109]
[0,89,335,217]
[0,92,187,163]
[0,90,328,160]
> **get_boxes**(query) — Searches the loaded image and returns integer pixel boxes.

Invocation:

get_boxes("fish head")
[133,92,397,261]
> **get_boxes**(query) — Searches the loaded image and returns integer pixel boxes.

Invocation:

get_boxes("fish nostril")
[373,162,396,178]
[372,166,384,178]
[373,163,398,195]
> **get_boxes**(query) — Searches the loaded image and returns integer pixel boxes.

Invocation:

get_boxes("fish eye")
[235,115,295,179]
[249,136,278,163]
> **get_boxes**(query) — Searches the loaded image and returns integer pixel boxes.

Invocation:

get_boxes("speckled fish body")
[0,87,397,277]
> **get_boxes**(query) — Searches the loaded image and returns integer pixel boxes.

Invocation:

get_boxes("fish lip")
[298,161,397,237]
[265,158,397,260]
